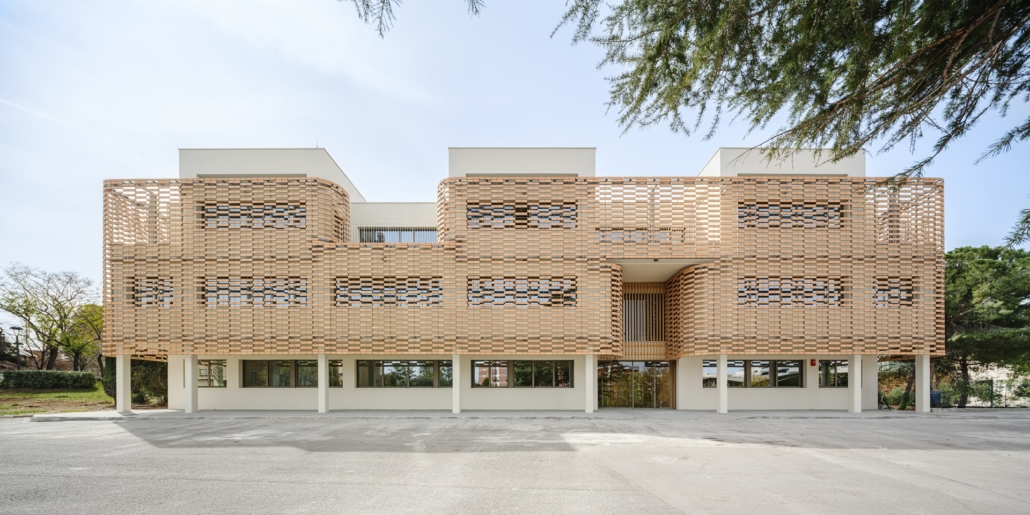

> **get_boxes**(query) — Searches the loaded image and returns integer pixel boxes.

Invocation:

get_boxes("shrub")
[0,370,97,389]
[102,356,168,406]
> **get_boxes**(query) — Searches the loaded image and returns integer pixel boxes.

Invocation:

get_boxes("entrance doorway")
[597,361,673,408]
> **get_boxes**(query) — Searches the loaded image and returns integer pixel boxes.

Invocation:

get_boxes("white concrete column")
[915,355,931,413]
[317,354,329,413]
[452,354,461,414]
[184,354,198,414]
[848,354,862,413]
[862,355,879,410]
[584,354,595,413]
[717,354,728,414]
[115,354,132,414]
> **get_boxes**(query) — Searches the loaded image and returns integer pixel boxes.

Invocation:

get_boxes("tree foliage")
[343,0,483,36]
[945,246,1030,404]
[557,0,1030,177]
[0,264,96,370]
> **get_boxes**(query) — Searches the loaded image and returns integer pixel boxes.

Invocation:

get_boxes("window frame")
[702,359,805,388]
[355,360,450,388]
[818,360,849,388]
[197,359,226,388]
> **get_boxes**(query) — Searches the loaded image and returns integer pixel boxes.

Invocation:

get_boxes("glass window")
[749,360,771,387]
[197,360,226,387]
[329,360,344,387]
[382,361,408,387]
[270,361,292,387]
[513,361,534,387]
[296,360,318,387]
[438,361,453,387]
[243,360,268,387]
[702,360,718,388]
[776,360,803,387]
[819,360,849,387]
[727,360,746,388]
[356,360,449,387]
[554,360,572,388]
[409,361,435,387]
[535,361,555,387]
[473,361,508,387]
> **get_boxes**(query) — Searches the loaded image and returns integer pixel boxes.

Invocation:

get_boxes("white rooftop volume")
[448,148,596,177]
[698,148,866,177]
[178,148,367,202]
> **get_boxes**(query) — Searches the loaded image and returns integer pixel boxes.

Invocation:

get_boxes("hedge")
[0,370,98,389]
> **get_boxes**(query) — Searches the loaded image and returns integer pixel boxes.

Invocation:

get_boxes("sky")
[1,0,1029,293]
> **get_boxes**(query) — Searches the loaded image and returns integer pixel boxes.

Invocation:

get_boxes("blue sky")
[1,0,1029,289]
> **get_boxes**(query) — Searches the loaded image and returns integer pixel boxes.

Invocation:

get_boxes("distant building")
[103,147,943,413]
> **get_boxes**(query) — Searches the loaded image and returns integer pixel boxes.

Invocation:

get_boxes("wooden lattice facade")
[103,176,944,360]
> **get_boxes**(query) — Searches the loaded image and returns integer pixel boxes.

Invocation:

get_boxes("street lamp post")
[10,326,23,370]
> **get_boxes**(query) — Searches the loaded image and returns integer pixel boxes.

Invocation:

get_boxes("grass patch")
[0,381,113,417]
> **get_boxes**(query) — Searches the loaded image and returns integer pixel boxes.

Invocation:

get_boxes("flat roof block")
[699,148,866,177]
[448,148,596,177]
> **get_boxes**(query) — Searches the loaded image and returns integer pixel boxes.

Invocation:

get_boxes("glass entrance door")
[598,361,672,408]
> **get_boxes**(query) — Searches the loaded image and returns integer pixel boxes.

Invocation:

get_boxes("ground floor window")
[702,360,804,388]
[598,361,672,408]
[356,360,452,388]
[474,360,574,388]
[240,359,342,388]
[197,360,226,387]
[819,360,848,387]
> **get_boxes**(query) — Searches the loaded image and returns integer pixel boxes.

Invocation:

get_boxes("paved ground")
[1,411,1029,514]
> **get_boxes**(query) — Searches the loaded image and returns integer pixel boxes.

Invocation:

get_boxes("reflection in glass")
[726,360,746,388]
[819,360,849,387]
[473,361,508,387]
[329,360,344,387]
[296,360,318,387]
[271,361,292,387]
[535,361,555,387]
[409,361,435,387]
[555,361,572,387]
[439,361,453,387]
[597,361,672,408]
[198,360,226,387]
[243,360,268,387]
[776,360,802,387]
[513,361,534,387]
[749,360,771,387]
[382,361,408,387]
[702,360,717,388]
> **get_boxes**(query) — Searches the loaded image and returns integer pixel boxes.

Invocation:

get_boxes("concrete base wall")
[676,356,876,411]
[169,354,586,411]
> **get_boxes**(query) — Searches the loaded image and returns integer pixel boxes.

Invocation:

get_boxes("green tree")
[945,246,1030,407]
[347,1,1030,238]
[71,303,104,374]
[0,264,95,370]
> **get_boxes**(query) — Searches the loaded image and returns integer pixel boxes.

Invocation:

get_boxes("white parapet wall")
[698,148,866,177]
[449,148,596,177]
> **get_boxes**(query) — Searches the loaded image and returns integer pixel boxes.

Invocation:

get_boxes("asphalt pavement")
[1,411,1028,514]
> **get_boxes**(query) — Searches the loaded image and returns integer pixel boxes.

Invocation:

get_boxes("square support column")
[184,355,198,414]
[452,354,461,414]
[915,355,931,413]
[318,354,329,413]
[848,354,862,413]
[115,354,131,414]
[862,355,879,410]
[584,354,595,414]
[717,355,728,414]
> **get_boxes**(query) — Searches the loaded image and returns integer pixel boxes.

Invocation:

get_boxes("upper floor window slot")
[198,203,306,229]
[467,202,577,229]
[130,277,174,307]
[334,276,443,307]
[468,277,577,307]
[202,277,308,307]
[358,227,437,243]
[737,276,848,307]
[737,202,846,229]
[874,277,916,307]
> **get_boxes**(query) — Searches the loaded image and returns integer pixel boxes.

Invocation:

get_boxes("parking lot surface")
[1,411,1028,514]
